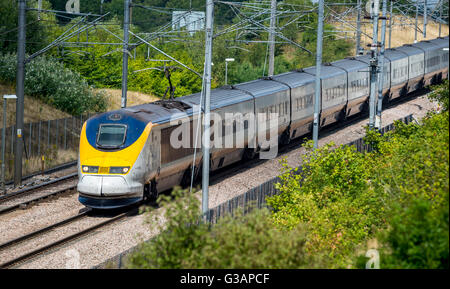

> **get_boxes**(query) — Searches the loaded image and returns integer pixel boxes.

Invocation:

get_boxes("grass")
[3,148,78,182]
[98,88,160,111]
[0,83,71,127]
[332,16,449,51]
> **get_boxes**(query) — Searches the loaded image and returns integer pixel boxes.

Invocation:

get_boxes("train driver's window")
[96,124,127,149]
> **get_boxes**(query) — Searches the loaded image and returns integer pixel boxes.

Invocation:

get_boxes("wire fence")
[0,113,94,182]
[95,114,414,269]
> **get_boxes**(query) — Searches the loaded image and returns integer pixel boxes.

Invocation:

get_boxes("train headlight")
[109,166,130,174]
[82,166,99,173]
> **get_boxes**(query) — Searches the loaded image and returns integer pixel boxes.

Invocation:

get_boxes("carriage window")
[97,124,127,148]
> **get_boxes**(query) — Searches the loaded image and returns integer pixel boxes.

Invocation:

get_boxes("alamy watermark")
[365,249,380,269]
[169,105,280,159]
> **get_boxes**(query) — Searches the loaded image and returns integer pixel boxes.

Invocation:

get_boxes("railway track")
[0,172,78,215]
[4,161,77,186]
[0,207,134,269]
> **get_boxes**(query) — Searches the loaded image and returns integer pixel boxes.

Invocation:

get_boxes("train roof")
[427,37,449,49]
[271,71,315,87]
[411,40,439,52]
[233,78,289,97]
[395,44,424,56]
[302,65,346,79]
[331,57,368,72]
[355,53,393,66]
[179,86,253,112]
[118,103,182,124]
[383,49,408,61]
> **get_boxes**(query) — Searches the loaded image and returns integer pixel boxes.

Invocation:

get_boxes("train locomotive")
[77,37,449,209]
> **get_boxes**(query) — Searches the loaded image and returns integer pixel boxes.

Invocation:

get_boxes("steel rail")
[0,209,91,251]
[0,173,78,203]
[0,211,130,269]
[4,160,77,186]
[0,183,77,216]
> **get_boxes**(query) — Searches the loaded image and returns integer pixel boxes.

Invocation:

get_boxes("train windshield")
[97,124,127,148]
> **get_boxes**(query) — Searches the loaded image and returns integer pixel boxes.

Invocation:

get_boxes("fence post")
[29,122,32,157]
[64,118,67,150]
[56,119,59,148]
[72,117,75,150]
[243,191,247,214]
[11,125,14,156]
[38,120,41,157]
[47,120,50,149]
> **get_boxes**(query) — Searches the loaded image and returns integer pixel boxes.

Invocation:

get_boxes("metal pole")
[268,0,276,76]
[423,0,427,38]
[2,99,7,192]
[225,60,228,85]
[439,0,442,37]
[356,0,362,55]
[313,0,324,150]
[14,0,26,186]
[202,0,214,216]
[376,0,388,129]
[121,0,130,108]
[415,2,419,43]
[369,0,380,129]
[388,0,393,48]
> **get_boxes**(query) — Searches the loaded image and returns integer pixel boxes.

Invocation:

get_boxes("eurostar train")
[77,37,449,209]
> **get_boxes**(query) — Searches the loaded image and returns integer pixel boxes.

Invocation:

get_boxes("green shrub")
[375,111,449,208]
[268,83,449,268]
[266,142,386,267]
[380,193,449,269]
[0,53,107,115]
[126,188,320,269]
[371,109,449,269]
[428,79,449,112]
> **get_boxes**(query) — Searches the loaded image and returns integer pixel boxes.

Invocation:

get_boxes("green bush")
[266,142,386,267]
[126,188,320,269]
[428,80,449,112]
[379,193,449,269]
[0,53,107,115]
[268,82,449,268]
[372,108,449,269]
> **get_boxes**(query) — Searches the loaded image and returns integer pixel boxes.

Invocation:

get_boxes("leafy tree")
[379,193,449,269]
[0,0,54,54]
[0,53,107,115]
